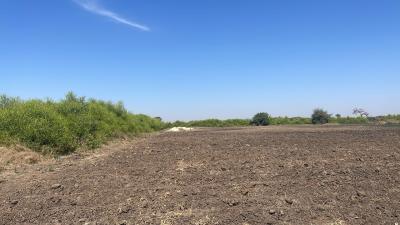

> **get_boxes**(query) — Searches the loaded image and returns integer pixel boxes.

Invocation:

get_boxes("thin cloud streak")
[74,0,150,31]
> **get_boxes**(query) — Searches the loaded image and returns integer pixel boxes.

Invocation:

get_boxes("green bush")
[251,113,271,126]
[0,92,165,155]
[311,108,330,124]
[0,100,76,154]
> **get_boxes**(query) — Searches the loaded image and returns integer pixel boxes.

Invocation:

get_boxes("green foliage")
[169,116,316,128]
[169,119,251,127]
[223,119,251,126]
[270,117,311,125]
[311,108,330,124]
[329,116,369,124]
[0,130,15,146]
[0,93,164,155]
[0,100,75,154]
[188,119,225,127]
[370,114,400,124]
[0,95,20,109]
[379,114,400,121]
[170,112,378,128]
[251,113,271,126]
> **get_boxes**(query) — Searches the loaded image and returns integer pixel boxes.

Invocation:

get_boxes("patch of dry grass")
[0,146,49,171]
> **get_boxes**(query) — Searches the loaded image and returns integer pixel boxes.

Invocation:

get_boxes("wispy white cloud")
[74,0,150,31]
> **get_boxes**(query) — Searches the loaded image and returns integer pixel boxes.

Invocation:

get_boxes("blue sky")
[1,0,399,121]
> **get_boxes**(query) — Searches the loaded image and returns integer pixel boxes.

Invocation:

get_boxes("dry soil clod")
[10,200,18,205]
[285,198,294,205]
[51,184,62,189]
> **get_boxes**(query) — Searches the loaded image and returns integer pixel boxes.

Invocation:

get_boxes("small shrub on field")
[251,113,271,126]
[0,92,164,155]
[311,108,330,124]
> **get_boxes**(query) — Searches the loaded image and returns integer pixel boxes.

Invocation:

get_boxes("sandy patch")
[166,127,194,132]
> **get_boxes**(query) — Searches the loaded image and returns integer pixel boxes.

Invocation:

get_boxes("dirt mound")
[0,125,399,225]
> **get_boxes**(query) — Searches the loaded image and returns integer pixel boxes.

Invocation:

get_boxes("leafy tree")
[311,108,330,124]
[251,112,271,126]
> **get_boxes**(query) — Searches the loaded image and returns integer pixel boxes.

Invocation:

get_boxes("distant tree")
[251,112,271,126]
[311,108,330,124]
[353,108,369,117]
[154,117,162,121]
[335,114,341,118]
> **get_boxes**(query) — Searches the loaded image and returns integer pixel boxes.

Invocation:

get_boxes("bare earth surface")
[1,125,399,225]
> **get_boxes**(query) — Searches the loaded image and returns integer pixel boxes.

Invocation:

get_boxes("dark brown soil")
[1,125,399,225]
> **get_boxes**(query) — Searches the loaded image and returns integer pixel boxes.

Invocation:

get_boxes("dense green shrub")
[0,130,15,146]
[311,109,330,124]
[0,95,21,109]
[0,100,75,154]
[251,113,271,126]
[0,92,164,155]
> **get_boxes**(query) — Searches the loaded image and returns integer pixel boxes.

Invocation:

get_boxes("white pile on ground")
[166,127,194,132]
